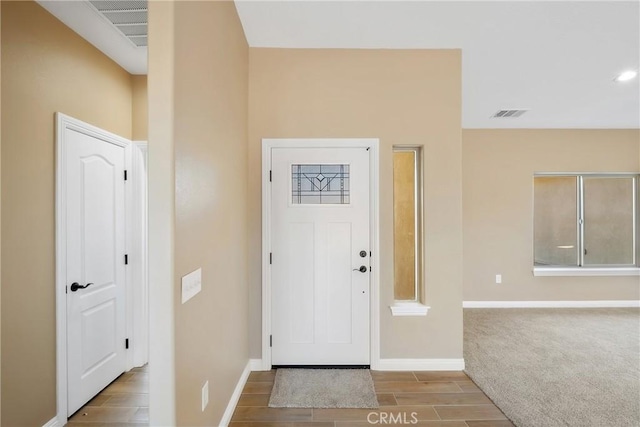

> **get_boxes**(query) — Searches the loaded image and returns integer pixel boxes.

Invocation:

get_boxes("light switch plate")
[182,268,202,304]
[495,274,502,284]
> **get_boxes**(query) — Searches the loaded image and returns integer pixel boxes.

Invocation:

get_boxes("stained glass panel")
[292,164,350,204]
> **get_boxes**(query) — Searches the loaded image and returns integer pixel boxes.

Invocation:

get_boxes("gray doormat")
[268,369,379,408]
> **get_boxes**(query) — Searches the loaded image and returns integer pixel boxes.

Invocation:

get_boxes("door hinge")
[270,252,272,264]
[125,254,129,265]
[270,335,272,347]
[269,170,272,182]
[125,338,129,349]
[124,170,128,181]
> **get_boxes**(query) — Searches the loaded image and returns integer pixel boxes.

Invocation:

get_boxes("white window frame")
[533,172,640,277]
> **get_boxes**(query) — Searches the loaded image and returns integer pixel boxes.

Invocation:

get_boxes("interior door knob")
[352,266,368,273]
[70,282,94,292]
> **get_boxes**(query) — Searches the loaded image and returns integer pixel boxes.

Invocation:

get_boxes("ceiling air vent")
[492,109,528,118]
[89,1,148,47]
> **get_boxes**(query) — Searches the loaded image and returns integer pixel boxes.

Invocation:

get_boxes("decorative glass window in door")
[291,164,350,204]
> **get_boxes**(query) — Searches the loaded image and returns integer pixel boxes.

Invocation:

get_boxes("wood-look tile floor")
[231,370,514,427]
[66,365,149,427]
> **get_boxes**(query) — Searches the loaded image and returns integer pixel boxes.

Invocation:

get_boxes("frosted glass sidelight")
[392,147,423,303]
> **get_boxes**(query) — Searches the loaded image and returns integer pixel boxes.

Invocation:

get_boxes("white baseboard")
[376,358,465,371]
[42,417,61,427]
[219,360,252,427]
[463,300,640,308]
[249,358,265,371]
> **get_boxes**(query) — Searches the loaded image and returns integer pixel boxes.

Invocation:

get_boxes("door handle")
[352,266,368,273]
[70,282,94,292]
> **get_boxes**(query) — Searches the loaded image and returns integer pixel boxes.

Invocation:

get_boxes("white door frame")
[129,141,149,368]
[55,113,133,423]
[261,138,380,370]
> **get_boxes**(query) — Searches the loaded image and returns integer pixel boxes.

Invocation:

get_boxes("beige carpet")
[268,369,379,408]
[464,308,640,427]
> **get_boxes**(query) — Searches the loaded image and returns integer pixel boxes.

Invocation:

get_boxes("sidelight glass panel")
[534,176,579,266]
[583,177,635,265]
[393,148,422,301]
[291,164,350,204]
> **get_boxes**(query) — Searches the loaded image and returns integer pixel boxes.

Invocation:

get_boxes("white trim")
[376,359,465,371]
[369,142,381,370]
[130,141,149,368]
[219,360,252,427]
[261,141,272,371]
[124,139,135,371]
[533,267,640,277]
[389,302,430,316]
[42,417,61,427]
[55,113,132,423]
[249,358,264,371]
[463,300,640,308]
[261,138,380,370]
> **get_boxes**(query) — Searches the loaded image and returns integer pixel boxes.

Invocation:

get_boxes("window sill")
[389,302,430,316]
[533,267,640,277]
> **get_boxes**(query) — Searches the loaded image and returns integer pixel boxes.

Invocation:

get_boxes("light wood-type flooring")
[66,365,149,426]
[231,370,513,427]
[62,367,512,426]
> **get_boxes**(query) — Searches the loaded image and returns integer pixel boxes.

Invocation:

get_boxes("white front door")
[271,146,370,365]
[65,126,127,415]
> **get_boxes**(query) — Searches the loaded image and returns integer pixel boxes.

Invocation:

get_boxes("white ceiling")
[235,0,640,129]
[38,0,639,128]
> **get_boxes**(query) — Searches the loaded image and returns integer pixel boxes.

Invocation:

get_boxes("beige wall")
[1,1,133,425]
[249,49,463,359]
[463,129,640,302]
[147,0,176,423]
[132,75,148,141]
[172,1,249,425]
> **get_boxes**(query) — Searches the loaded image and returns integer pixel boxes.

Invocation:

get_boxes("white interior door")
[65,126,127,415]
[271,147,370,365]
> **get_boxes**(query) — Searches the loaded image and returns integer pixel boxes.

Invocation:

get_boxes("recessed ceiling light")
[614,70,638,82]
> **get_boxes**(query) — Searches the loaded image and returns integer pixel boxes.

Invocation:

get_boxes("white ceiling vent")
[492,109,528,118]
[89,1,148,47]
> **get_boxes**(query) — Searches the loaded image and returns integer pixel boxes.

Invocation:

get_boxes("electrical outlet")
[181,268,202,304]
[202,380,209,411]
[495,274,502,284]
